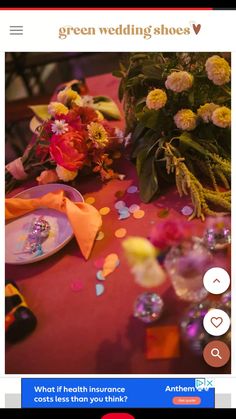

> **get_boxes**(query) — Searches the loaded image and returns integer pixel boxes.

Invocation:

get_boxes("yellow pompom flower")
[205,55,230,86]
[197,103,220,123]
[146,89,167,110]
[55,165,78,181]
[165,71,193,93]
[122,236,157,266]
[174,109,197,131]
[87,122,108,147]
[48,102,69,117]
[57,87,81,106]
[212,106,231,128]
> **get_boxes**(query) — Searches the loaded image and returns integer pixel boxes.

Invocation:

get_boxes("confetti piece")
[96,283,104,296]
[85,196,95,205]
[129,204,140,213]
[115,190,125,199]
[181,206,193,216]
[96,231,105,241]
[94,257,105,269]
[133,209,145,219]
[99,207,111,216]
[103,253,120,277]
[96,270,105,281]
[70,280,84,292]
[115,200,126,210]
[118,213,130,220]
[115,228,127,238]
[127,185,138,194]
[157,208,169,218]
[118,206,130,214]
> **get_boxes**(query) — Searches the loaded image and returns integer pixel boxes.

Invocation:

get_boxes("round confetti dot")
[70,280,83,292]
[119,213,130,220]
[129,204,140,213]
[115,228,127,238]
[96,231,105,241]
[118,206,129,214]
[99,207,111,216]
[133,209,145,219]
[96,270,105,281]
[127,185,138,194]
[114,200,126,210]
[96,283,105,296]
[181,206,193,216]
[85,196,95,205]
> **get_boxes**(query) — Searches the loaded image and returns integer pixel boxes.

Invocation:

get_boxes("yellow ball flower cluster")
[205,55,230,86]
[165,71,193,93]
[122,237,157,266]
[197,103,219,123]
[211,106,231,128]
[48,102,69,117]
[146,89,167,110]
[174,109,197,131]
[57,87,82,106]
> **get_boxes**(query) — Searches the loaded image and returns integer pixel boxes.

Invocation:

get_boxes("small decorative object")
[204,216,231,250]
[221,291,231,312]
[164,238,212,302]
[180,301,213,355]
[115,52,231,219]
[5,80,123,193]
[134,292,164,324]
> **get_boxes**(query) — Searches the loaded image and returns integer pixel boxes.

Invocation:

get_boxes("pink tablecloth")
[5,74,230,374]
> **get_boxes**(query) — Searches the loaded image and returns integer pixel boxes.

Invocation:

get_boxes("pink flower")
[149,219,190,250]
[36,169,59,185]
[49,129,88,171]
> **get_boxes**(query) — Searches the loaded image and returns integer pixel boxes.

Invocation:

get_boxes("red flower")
[49,130,88,171]
[149,219,191,250]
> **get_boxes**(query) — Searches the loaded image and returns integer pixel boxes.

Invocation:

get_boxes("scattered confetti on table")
[102,253,120,277]
[85,196,96,205]
[96,283,105,296]
[157,208,169,218]
[127,185,138,194]
[129,204,140,213]
[181,206,193,216]
[99,207,111,216]
[96,231,105,241]
[133,209,145,219]
[70,280,84,292]
[96,270,105,281]
[115,228,127,238]
[114,200,126,210]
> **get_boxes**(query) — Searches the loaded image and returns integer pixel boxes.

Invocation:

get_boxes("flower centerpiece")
[115,53,231,219]
[5,81,123,193]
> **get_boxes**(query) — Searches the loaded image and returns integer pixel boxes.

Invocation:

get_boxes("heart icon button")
[211,317,223,328]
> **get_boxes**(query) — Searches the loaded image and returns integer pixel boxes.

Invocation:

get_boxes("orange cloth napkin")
[5,190,102,260]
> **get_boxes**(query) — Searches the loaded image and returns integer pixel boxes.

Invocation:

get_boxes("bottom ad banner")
[21,378,214,408]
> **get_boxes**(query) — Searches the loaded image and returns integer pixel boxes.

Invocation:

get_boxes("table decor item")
[6,80,123,193]
[5,184,101,263]
[115,52,231,219]
[203,216,231,251]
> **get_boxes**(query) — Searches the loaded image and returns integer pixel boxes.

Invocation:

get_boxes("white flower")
[51,120,69,135]
[81,95,94,107]
[165,71,193,93]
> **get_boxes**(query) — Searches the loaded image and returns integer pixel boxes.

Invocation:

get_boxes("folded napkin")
[5,190,102,260]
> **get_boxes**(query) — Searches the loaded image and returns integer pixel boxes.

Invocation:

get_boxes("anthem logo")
[102,414,135,419]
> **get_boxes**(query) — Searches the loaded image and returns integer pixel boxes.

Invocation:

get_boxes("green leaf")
[142,64,162,80]
[112,70,124,78]
[179,132,207,155]
[93,96,112,103]
[137,151,159,203]
[93,100,121,120]
[28,105,50,121]
[140,109,160,130]
[29,116,42,133]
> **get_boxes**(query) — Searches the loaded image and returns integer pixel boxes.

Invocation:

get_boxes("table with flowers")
[6,68,231,374]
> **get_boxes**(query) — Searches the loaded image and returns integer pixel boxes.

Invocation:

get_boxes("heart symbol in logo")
[211,317,223,328]
[193,24,201,35]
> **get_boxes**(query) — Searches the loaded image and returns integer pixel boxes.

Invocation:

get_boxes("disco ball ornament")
[180,301,213,355]
[221,291,231,313]
[203,221,231,251]
[133,292,164,323]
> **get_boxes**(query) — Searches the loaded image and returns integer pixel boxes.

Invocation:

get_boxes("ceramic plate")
[5,184,83,264]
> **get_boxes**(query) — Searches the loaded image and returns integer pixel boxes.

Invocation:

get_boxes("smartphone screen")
[2,4,234,416]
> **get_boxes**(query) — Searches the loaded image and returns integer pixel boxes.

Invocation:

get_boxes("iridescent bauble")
[204,227,231,251]
[221,291,231,313]
[134,292,164,323]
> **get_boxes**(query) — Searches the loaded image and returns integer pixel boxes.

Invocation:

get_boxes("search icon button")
[203,341,230,367]
[211,348,222,359]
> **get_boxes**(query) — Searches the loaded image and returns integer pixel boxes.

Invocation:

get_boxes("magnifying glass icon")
[211,348,222,359]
